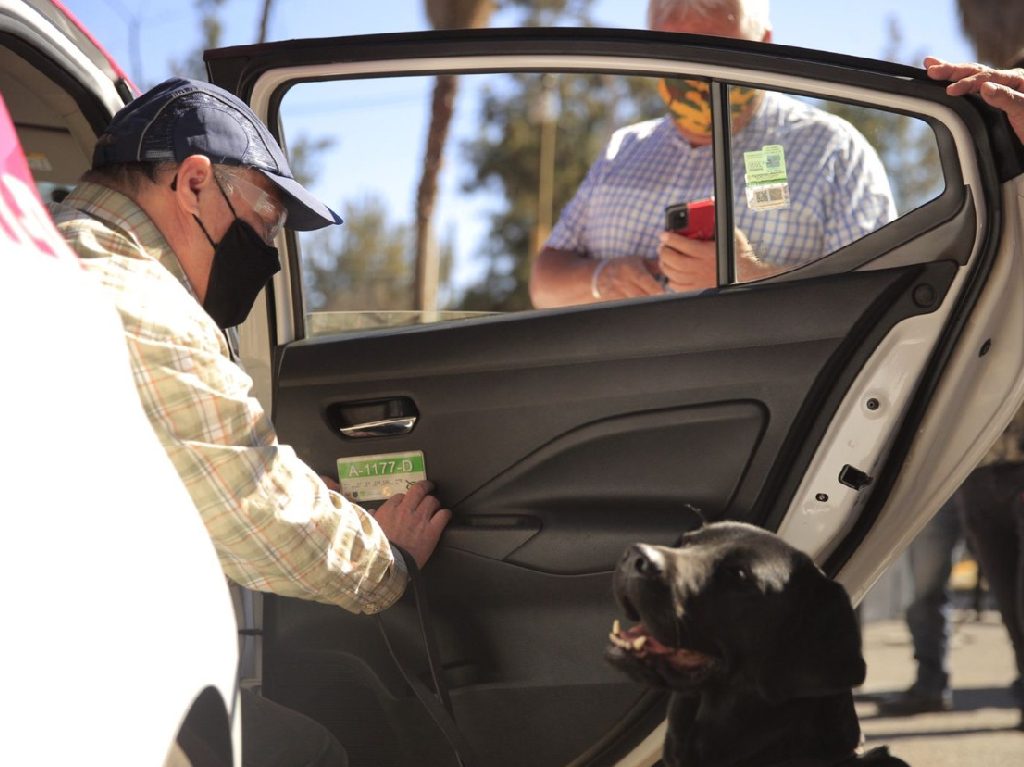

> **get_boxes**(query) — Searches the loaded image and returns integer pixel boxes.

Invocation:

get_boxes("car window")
[279,69,946,337]
[724,85,942,283]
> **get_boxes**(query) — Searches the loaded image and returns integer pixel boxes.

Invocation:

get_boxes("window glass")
[724,87,943,283]
[280,71,945,336]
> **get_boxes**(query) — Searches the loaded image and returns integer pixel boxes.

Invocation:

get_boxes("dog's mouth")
[607,619,714,672]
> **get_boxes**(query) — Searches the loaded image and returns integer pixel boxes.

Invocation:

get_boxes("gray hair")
[81,161,178,196]
[647,0,771,39]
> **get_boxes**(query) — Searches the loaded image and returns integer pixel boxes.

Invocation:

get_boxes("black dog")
[607,521,908,767]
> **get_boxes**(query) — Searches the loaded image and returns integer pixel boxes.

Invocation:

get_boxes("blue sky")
[63,0,978,297]
[70,0,975,89]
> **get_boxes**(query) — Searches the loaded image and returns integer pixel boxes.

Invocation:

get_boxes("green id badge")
[336,450,427,502]
[743,144,790,211]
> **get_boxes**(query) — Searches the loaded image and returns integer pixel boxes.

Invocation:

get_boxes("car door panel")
[266,261,956,766]
[457,400,764,572]
[265,552,650,767]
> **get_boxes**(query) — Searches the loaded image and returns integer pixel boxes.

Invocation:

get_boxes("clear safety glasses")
[218,170,288,244]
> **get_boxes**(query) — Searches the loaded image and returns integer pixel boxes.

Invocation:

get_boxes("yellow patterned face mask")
[658,79,761,137]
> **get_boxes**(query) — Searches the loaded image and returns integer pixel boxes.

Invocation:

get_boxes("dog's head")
[606,521,865,703]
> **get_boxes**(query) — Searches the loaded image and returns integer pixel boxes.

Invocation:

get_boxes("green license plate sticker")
[336,451,426,502]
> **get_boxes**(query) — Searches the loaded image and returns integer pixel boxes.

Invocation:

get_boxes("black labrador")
[607,521,908,767]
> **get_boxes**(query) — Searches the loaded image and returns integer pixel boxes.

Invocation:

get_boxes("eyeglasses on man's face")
[217,169,288,245]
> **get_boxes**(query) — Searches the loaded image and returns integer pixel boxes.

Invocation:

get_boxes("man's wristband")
[590,260,609,299]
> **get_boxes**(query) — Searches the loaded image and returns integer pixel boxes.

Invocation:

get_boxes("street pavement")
[857,612,1023,766]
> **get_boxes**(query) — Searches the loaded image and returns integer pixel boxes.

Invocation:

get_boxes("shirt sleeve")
[545,146,611,254]
[822,124,898,254]
[67,234,409,614]
[131,322,408,614]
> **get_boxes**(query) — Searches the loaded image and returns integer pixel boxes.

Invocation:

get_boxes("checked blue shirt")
[547,91,896,269]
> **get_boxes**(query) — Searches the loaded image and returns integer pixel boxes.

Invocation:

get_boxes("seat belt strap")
[378,547,475,767]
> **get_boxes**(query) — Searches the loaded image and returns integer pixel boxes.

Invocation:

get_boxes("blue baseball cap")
[92,77,341,231]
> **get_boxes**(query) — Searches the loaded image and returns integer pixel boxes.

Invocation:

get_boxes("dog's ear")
[672,505,707,545]
[755,566,866,702]
[683,503,706,526]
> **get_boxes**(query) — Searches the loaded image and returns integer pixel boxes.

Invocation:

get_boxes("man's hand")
[529,247,664,307]
[657,231,716,291]
[374,480,452,569]
[657,228,773,291]
[592,255,668,300]
[924,56,1024,143]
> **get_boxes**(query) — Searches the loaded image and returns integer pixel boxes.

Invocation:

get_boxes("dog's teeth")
[609,633,632,648]
[631,635,648,650]
[612,619,621,635]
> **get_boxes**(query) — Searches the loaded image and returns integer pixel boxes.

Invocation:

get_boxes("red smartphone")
[664,198,716,240]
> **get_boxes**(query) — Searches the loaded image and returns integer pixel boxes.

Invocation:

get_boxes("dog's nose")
[622,544,665,577]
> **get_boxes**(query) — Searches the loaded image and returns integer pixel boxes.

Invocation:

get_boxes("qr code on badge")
[753,187,786,204]
[746,182,790,211]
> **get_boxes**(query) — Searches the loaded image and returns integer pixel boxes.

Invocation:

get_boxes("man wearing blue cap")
[51,78,451,766]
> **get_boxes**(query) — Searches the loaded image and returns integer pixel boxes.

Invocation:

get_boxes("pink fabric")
[0,95,77,261]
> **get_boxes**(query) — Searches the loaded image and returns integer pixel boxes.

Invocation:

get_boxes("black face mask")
[201,218,281,329]
[189,176,282,329]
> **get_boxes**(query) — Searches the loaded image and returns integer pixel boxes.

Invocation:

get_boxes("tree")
[286,134,336,189]
[456,0,662,310]
[168,0,227,81]
[957,0,1024,67]
[302,195,454,330]
[415,0,599,313]
[302,195,414,313]
[256,0,275,45]
[414,0,497,313]
[497,0,593,25]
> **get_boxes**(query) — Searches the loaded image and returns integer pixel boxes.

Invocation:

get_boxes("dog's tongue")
[608,620,710,669]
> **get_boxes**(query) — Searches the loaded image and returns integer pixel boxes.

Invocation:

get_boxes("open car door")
[205,28,1024,767]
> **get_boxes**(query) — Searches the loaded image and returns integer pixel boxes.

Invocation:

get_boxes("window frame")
[251,55,974,347]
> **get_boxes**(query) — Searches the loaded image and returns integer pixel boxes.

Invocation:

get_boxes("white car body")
[0,2,240,763]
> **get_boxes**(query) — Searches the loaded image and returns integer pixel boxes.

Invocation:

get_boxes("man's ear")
[172,154,214,217]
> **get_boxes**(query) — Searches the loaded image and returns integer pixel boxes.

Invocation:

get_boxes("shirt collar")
[660,116,712,156]
[61,182,196,297]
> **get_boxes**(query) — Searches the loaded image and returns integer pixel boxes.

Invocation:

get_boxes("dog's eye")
[723,564,751,583]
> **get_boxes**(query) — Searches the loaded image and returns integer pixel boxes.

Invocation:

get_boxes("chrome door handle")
[338,416,417,438]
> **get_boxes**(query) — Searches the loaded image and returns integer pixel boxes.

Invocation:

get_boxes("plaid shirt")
[547,92,896,268]
[51,182,407,613]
